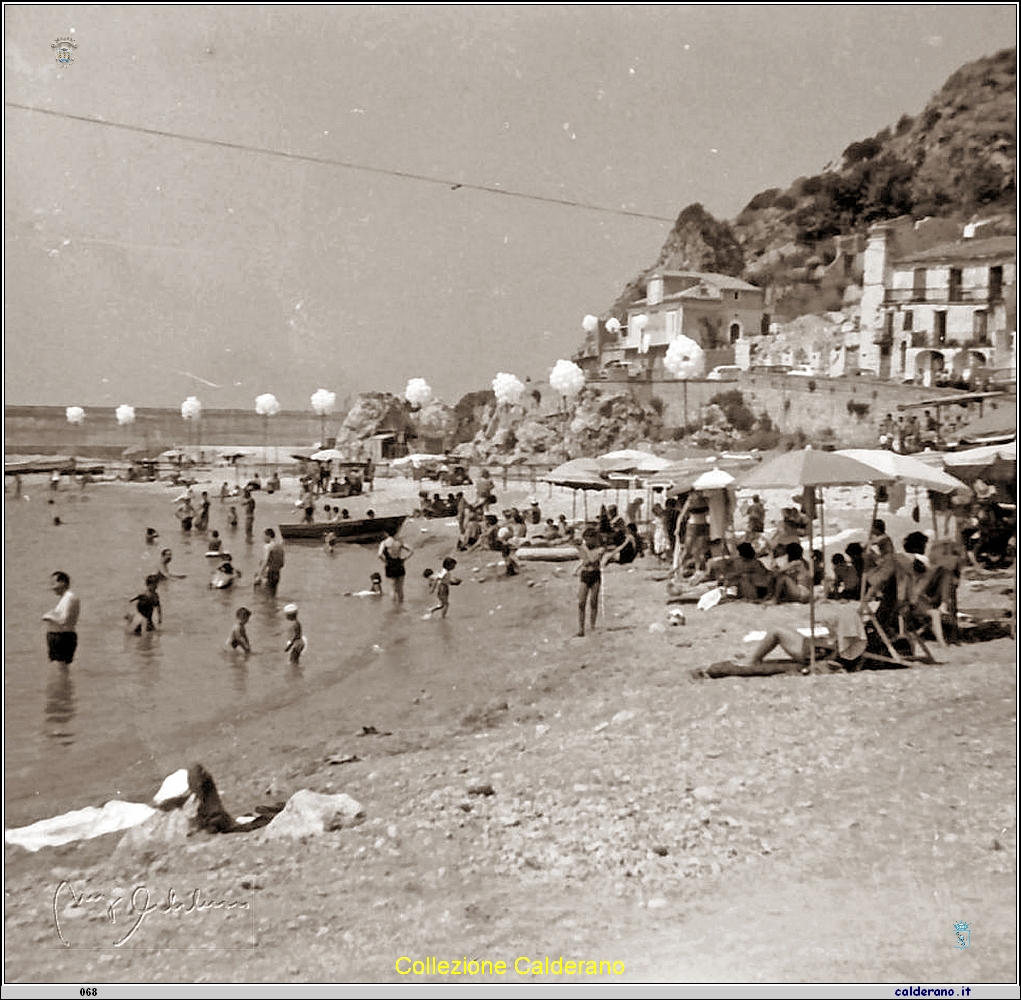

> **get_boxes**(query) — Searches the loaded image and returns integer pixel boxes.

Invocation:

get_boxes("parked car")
[599,360,639,379]
[705,365,741,382]
[749,363,792,374]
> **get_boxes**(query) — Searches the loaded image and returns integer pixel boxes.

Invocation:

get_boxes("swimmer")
[210,557,242,589]
[128,574,162,633]
[227,506,239,529]
[157,547,186,580]
[207,530,223,554]
[323,529,337,554]
[283,604,306,664]
[345,573,384,598]
[228,607,251,654]
[145,527,160,545]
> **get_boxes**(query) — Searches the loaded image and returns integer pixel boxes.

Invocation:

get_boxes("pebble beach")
[3,468,1016,984]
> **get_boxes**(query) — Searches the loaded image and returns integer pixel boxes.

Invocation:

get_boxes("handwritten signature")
[53,880,251,947]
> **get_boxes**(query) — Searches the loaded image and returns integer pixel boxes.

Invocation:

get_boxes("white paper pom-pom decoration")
[180,396,203,421]
[65,406,85,426]
[492,372,525,407]
[631,314,649,333]
[605,317,621,336]
[115,404,135,426]
[664,335,705,380]
[310,388,336,415]
[549,359,585,398]
[582,314,599,333]
[404,378,433,408]
[255,393,280,417]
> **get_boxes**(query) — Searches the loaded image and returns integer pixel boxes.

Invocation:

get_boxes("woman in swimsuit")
[378,526,413,605]
[575,528,611,637]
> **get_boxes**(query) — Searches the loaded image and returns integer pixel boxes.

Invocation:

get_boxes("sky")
[4,5,1017,410]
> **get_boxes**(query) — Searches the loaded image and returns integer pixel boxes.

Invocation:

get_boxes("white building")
[860,226,1016,386]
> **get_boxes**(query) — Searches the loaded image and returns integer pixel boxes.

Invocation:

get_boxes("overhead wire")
[5,101,676,224]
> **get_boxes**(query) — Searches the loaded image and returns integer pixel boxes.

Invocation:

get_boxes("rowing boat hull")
[278,515,406,544]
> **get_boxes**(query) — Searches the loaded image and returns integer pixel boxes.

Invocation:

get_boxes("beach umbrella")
[66,406,85,426]
[310,448,346,462]
[739,448,893,667]
[115,404,135,426]
[692,467,735,491]
[739,449,891,491]
[836,449,967,494]
[597,449,670,474]
[543,459,610,519]
[943,440,1016,488]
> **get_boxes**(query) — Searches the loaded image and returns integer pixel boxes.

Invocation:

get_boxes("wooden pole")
[808,487,816,669]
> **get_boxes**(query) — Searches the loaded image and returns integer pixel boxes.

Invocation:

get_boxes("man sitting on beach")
[695,602,869,678]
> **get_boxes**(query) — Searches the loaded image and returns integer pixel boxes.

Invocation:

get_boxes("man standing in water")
[43,571,80,665]
[243,488,256,541]
[255,528,285,594]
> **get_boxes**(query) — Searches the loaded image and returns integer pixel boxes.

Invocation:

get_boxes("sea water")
[3,480,481,827]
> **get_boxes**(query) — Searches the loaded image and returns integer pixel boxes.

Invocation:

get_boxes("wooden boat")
[278,514,407,544]
[515,545,579,562]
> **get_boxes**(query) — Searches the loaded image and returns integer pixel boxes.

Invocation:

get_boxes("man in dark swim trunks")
[43,571,80,664]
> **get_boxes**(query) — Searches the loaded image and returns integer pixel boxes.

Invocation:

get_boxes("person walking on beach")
[43,571,80,665]
[378,525,413,605]
[255,528,285,594]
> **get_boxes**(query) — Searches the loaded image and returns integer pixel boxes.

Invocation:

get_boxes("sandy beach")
[3,470,1016,985]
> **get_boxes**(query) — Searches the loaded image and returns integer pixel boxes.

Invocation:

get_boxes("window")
[729,322,741,343]
[948,268,963,302]
[903,310,913,331]
[760,313,771,336]
[934,311,947,345]
[973,310,989,345]
[883,312,894,343]
[913,268,927,301]
[989,265,1003,301]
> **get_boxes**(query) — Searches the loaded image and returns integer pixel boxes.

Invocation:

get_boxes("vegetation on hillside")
[610,47,1016,318]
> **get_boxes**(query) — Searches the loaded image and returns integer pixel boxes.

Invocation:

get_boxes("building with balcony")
[860,224,1016,386]
[591,270,766,380]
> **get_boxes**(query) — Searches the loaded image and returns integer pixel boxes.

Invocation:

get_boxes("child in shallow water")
[344,573,383,597]
[128,574,162,633]
[284,604,306,664]
[228,607,251,654]
[424,557,461,619]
